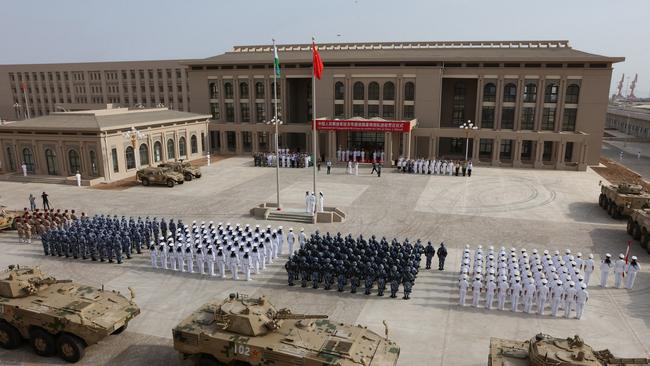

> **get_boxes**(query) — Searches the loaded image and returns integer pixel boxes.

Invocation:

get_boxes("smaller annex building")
[0,106,210,183]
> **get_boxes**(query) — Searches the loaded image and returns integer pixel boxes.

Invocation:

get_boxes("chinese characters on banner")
[314,119,412,132]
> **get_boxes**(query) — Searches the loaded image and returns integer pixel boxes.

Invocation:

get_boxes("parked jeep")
[136,167,184,187]
[158,161,202,181]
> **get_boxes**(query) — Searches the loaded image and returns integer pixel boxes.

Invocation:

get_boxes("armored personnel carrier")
[0,265,140,363]
[158,160,202,181]
[599,183,650,219]
[136,166,184,187]
[173,293,400,366]
[0,206,18,231]
[627,208,650,252]
[488,333,650,366]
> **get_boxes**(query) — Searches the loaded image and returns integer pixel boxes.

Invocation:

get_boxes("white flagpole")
[312,40,317,205]
[22,83,31,119]
[273,39,281,210]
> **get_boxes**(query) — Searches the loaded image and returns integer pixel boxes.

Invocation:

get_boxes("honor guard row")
[284,231,425,300]
[150,222,292,281]
[253,150,312,169]
[397,158,473,177]
[599,253,641,289]
[14,208,84,244]
[336,148,385,163]
[458,246,593,319]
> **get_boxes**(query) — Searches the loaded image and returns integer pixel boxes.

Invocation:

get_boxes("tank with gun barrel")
[173,293,400,366]
[0,265,140,363]
[488,333,650,366]
[599,182,650,219]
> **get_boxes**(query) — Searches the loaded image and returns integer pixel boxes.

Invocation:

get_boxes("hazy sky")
[2,0,648,96]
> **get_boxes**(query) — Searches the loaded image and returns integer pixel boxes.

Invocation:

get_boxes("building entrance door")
[347,132,385,160]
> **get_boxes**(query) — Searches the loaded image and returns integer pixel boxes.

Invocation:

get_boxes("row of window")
[5,146,98,176]
[9,69,184,83]
[480,106,577,131]
[112,136,202,172]
[476,139,574,162]
[482,82,580,104]
[336,81,414,101]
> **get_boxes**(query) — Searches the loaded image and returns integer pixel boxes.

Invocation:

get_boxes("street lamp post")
[13,103,21,120]
[123,127,147,170]
[459,120,478,161]
[266,116,283,210]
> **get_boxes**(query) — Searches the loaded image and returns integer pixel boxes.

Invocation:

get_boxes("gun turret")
[274,309,328,320]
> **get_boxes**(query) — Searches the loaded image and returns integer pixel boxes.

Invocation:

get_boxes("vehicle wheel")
[613,205,621,219]
[57,333,85,363]
[196,174,202,179]
[0,322,22,349]
[598,194,605,207]
[641,230,649,250]
[633,223,642,240]
[627,219,635,235]
[112,324,127,335]
[196,354,223,366]
[30,328,57,357]
[603,199,610,210]
[185,174,193,181]
[167,180,175,188]
[142,179,150,186]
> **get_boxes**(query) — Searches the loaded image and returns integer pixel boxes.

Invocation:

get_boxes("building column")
[491,138,500,166]
[385,132,393,164]
[220,130,227,154]
[252,130,259,153]
[236,131,244,154]
[328,131,336,161]
[557,141,566,169]
[534,140,544,168]
[472,137,479,162]
[512,139,522,167]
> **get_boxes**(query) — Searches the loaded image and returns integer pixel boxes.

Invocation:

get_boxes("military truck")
[488,333,650,366]
[0,206,18,231]
[158,161,202,181]
[0,265,140,363]
[598,182,650,219]
[172,293,400,366]
[136,166,184,187]
[627,208,650,252]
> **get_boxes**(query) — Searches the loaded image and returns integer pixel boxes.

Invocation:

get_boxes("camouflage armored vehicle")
[158,161,202,181]
[136,166,184,187]
[0,206,18,231]
[627,208,650,252]
[0,265,140,363]
[598,183,650,219]
[173,293,400,366]
[488,333,650,366]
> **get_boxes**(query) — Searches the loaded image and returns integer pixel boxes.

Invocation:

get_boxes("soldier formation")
[150,222,288,281]
[336,148,385,163]
[253,150,312,168]
[14,208,84,245]
[40,214,152,262]
[284,232,424,299]
[397,157,473,177]
[599,253,641,289]
[458,246,592,319]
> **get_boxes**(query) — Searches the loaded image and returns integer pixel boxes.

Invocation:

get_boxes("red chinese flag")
[20,82,27,91]
[312,40,324,80]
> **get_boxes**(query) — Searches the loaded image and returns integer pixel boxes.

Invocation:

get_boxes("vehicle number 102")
[233,343,250,356]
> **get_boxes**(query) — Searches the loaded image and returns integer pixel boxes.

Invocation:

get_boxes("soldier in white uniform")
[309,192,316,214]
[299,228,306,249]
[458,274,469,306]
[550,280,564,317]
[583,254,595,285]
[497,276,509,310]
[197,245,205,275]
[614,253,626,288]
[286,228,295,255]
[242,251,251,281]
[319,192,325,212]
[150,244,158,268]
[600,253,612,287]
[564,281,578,319]
[229,251,239,280]
[485,278,497,310]
[305,191,311,213]
[522,278,536,314]
[537,278,549,315]
[471,276,482,307]
[510,278,522,312]
[575,283,589,319]
[347,161,353,174]
[217,249,226,278]
[207,246,216,276]
[625,256,640,289]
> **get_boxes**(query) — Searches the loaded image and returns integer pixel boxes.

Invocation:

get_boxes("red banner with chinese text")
[314,119,412,132]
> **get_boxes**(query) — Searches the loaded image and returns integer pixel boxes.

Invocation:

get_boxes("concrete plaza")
[0,157,648,365]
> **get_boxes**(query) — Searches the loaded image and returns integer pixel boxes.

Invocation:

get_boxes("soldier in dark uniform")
[424,241,435,269]
[437,242,448,270]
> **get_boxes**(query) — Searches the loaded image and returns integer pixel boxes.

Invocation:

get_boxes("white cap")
[289,228,293,231]
[631,256,638,260]
[619,253,625,259]
[589,253,594,259]
[542,279,548,284]
[606,253,611,258]
[581,283,587,289]
[576,252,582,257]
[565,249,571,254]
[569,281,575,287]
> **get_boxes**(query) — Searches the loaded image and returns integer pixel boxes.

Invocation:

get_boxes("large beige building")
[0,60,191,121]
[188,40,623,170]
[606,105,650,138]
[0,107,210,183]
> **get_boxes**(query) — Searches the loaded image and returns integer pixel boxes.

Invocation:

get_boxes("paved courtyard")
[0,157,648,366]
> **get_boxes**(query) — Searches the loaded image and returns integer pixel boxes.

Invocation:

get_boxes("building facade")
[188,40,623,170]
[606,105,650,139]
[0,107,210,182]
[0,60,191,121]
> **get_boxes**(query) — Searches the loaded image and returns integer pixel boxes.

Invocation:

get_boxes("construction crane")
[628,73,638,100]
[615,74,625,98]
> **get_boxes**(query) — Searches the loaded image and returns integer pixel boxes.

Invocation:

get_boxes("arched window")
[125,146,135,170]
[45,149,57,175]
[334,82,345,100]
[89,150,98,176]
[179,137,187,157]
[368,82,380,100]
[383,82,395,100]
[139,143,149,166]
[154,141,162,162]
[191,135,198,154]
[68,149,81,173]
[353,82,364,100]
[209,82,218,99]
[239,82,249,99]
[224,82,233,99]
[404,82,415,101]
[566,84,580,104]
[22,148,35,172]
[544,83,559,103]
[255,82,264,99]
[483,83,497,102]
[6,147,15,171]
[523,83,537,103]
[167,139,175,160]
[503,83,517,103]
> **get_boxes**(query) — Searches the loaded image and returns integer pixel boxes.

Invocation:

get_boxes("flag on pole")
[273,41,281,76]
[20,82,27,91]
[312,39,324,80]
